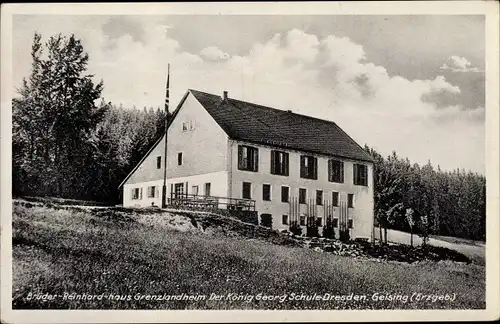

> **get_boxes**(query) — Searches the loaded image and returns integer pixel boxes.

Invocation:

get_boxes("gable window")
[204,183,211,196]
[182,122,188,132]
[177,152,183,166]
[189,120,195,130]
[132,188,140,200]
[348,194,354,208]
[281,186,289,203]
[316,190,323,206]
[242,182,252,199]
[328,159,344,183]
[282,215,289,225]
[299,188,307,204]
[300,155,318,179]
[238,145,259,172]
[262,184,271,201]
[353,164,368,186]
[147,186,156,198]
[332,191,339,207]
[156,156,162,169]
[270,150,289,176]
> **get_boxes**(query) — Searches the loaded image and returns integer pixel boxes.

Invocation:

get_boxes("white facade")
[228,140,374,239]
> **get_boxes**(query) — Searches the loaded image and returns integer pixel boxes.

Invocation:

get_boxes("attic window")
[182,122,188,132]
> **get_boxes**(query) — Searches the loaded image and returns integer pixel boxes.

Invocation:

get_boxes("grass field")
[12,202,485,310]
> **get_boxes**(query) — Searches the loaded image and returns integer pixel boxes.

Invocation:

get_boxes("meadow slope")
[12,203,485,310]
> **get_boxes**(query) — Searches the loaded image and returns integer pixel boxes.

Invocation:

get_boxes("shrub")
[260,214,273,228]
[289,221,302,236]
[323,218,335,239]
[306,216,319,237]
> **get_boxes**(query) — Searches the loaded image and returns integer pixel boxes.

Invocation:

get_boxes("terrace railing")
[167,193,255,211]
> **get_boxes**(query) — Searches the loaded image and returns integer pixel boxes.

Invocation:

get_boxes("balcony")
[167,193,255,211]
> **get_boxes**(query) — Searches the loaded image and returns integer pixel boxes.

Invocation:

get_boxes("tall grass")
[12,204,485,310]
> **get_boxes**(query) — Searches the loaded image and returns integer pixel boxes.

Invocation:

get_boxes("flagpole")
[162,63,170,208]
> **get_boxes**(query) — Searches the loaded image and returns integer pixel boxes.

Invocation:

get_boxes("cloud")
[200,46,230,61]
[440,55,483,73]
[12,18,484,173]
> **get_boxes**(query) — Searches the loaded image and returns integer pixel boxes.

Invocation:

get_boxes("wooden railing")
[168,193,256,211]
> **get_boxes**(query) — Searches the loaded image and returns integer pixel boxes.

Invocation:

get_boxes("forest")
[12,33,486,241]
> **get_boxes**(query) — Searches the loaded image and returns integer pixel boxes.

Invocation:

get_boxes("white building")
[119,89,374,239]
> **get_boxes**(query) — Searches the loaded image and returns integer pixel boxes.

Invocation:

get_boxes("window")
[300,216,306,226]
[299,188,307,204]
[316,190,323,206]
[333,218,339,228]
[281,186,289,203]
[238,145,259,172]
[300,155,318,179]
[182,122,188,132]
[348,194,354,208]
[174,183,184,198]
[317,217,323,227]
[332,191,339,207]
[282,215,289,225]
[348,219,353,229]
[192,185,199,196]
[132,188,140,200]
[262,184,271,201]
[270,150,289,176]
[353,163,368,186]
[177,152,183,166]
[242,182,252,199]
[204,183,211,196]
[328,159,344,183]
[147,186,156,198]
[156,156,162,169]
[189,120,195,130]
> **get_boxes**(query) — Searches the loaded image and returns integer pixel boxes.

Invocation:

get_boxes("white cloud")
[440,55,483,73]
[200,46,230,61]
[12,19,484,173]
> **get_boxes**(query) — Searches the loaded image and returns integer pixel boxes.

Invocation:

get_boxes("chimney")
[223,91,228,102]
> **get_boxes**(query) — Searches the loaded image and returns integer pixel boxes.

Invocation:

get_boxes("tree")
[13,32,106,198]
[405,208,415,247]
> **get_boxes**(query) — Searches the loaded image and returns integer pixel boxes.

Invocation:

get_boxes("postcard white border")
[1,1,499,323]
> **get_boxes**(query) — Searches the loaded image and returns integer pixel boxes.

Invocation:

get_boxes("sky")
[12,14,485,174]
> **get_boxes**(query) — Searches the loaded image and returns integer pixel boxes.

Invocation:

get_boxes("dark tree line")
[12,33,167,203]
[12,33,486,241]
[365,146,486,242]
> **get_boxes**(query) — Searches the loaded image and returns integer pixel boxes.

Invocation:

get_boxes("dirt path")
[374,227,485,264]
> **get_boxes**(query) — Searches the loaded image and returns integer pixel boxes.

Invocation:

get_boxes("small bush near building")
[306,216,319,237]
[260,213,273,228]
[289,221,302,236]
[323,218,336,239]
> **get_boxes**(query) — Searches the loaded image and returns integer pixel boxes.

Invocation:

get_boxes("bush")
[260,214,273,228]
[289,221,302,236]
[323,218,335,239]
[306,216,319,237]
[339,227,350,242]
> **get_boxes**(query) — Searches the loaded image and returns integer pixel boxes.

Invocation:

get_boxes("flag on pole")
[165,63,170,114]
[162,63,170,208]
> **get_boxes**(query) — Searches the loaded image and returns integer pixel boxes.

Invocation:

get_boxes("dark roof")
[189,89,373,162]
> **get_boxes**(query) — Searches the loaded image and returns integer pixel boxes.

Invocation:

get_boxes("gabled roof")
[189,89,373,162]
[117,91,189,188]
